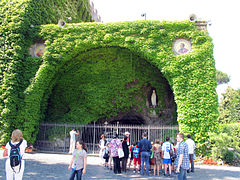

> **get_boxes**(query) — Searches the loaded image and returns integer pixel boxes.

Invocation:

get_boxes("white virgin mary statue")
[151,90,157,108]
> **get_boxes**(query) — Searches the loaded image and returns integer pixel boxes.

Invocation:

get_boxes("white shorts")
[5,158,25,180]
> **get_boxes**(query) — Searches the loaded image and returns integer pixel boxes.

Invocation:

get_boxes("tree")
[218,87,240,123]
[216,70,230,85]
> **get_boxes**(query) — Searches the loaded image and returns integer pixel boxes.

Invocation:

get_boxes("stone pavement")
[0,150,240,180]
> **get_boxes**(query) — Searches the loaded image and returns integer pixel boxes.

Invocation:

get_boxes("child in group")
[108,144,113,170]
[130,142,141,173]
[128,144,134,169]
[103,142,110,169]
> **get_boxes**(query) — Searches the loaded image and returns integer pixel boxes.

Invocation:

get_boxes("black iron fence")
[35,123,179,154]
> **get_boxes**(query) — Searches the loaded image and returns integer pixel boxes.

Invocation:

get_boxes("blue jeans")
[140,151,150,175]
[69,168,83,180]
[177,167,187,180]
[189,154,194,172]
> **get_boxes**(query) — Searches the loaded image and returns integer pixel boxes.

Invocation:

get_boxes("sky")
[91,0,240,97]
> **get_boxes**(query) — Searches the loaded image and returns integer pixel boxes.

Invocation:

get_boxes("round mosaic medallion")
[29,43,46,57]
[172,39,191,55]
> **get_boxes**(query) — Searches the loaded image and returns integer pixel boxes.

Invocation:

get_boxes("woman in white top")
[3,129,27,180]
[98,134,106,165]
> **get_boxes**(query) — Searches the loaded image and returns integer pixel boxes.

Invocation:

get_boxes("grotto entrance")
[110,116,145,125]
[96,111,146,125]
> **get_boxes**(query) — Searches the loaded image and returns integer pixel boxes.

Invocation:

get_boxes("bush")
[222,149,234,164]
[209,123,240,165]
[219,123,240,152]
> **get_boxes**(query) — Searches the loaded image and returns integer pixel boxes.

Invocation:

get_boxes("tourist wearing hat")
[124,131,130,146]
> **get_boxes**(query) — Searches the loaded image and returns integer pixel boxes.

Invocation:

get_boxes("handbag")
[103,151,109,159]
[118,148,124,158]
[171,154,177,161]
[170,144,174,156]
[150,157,155,165]
[170,144,176,160]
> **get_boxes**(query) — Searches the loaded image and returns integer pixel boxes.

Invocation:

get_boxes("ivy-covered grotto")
[0,0,218,152]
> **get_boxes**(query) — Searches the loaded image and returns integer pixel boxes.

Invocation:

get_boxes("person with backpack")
[3,129,27,180]
[103,142,110,169]
[128,143,134,169]
[130,141,141,173]
[137,132,152,176]
[162,136,174,177]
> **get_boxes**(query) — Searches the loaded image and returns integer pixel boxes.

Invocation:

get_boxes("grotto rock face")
[97,81,177,126]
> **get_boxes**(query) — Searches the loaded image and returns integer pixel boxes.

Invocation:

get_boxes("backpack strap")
[9,139,23,148]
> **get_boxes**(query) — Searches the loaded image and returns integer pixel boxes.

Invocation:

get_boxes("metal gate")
[35,123,179,154]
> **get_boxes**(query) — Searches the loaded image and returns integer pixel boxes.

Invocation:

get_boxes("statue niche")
[150,89,158,108]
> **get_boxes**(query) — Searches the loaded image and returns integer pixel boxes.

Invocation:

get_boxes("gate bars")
[35,123,179,154]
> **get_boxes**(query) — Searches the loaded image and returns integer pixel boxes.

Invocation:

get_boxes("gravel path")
[1,150,240,180]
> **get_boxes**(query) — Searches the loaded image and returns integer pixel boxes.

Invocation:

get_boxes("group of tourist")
[99,131,195,180]
[98,132,131,174]
[2,128,195,180]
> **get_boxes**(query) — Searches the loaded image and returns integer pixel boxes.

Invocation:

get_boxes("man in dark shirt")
[137,132,152,176]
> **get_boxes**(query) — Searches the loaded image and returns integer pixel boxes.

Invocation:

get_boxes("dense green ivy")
[45,47,171,124]
[0,1,218,154]
[0,0,92,142]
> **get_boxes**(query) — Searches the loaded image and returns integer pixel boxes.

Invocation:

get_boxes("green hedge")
[0,1,218,154]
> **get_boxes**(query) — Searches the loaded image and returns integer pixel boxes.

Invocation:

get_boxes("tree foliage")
[216,70,230,85]
[218,87,240,123]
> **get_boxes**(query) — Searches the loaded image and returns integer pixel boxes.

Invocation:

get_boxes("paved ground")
[0,150,240,180]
